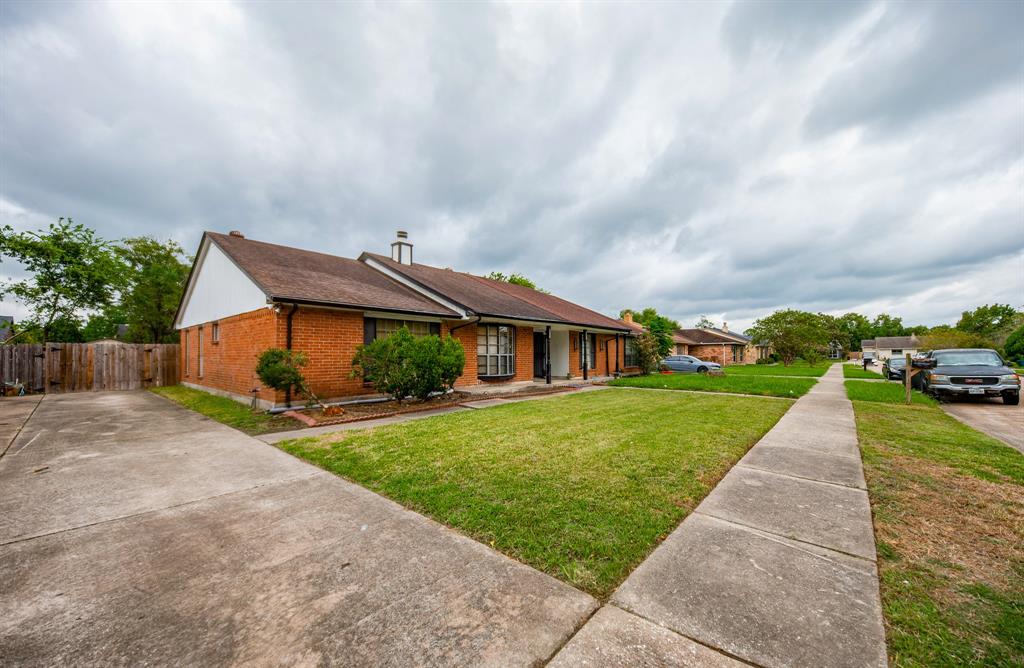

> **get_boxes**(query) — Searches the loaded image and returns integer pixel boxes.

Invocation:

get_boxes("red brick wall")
[286,308,367,401]
[180,307,281,404]
[448,322,478,387]
[182,308,635,404]
[689,343,758,366]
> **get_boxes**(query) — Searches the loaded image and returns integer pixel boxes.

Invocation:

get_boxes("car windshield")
[889,359,906,367]
[933,351,1003,366]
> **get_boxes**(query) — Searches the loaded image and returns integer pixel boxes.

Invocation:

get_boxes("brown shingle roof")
[678,328,745,345]
[207,232,460,317]
[363,253,628,331]
[873,336,920,349]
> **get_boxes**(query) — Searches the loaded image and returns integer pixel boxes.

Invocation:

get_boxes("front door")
[533,332,546,378]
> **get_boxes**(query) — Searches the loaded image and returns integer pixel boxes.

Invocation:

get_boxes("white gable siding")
[177,241,267,329]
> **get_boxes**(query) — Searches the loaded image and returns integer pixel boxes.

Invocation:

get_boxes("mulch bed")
[283,384,577,428]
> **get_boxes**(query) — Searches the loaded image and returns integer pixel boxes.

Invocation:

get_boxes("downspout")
[545,325,551,385]
[285,303,299,406]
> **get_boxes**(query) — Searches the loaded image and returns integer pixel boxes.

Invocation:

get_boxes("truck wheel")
[1004,393,1020,406]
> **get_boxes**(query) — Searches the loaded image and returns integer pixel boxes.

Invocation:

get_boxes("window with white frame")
[212,322,220,343]
[184,329,190,375]
[477,324,515,377]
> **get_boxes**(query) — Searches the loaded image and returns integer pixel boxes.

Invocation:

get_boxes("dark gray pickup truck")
[913,348,1020,405]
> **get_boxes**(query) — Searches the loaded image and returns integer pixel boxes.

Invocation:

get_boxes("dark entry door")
[533,332,546,378]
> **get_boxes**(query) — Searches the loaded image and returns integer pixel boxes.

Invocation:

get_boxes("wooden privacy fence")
[0,343,179,394]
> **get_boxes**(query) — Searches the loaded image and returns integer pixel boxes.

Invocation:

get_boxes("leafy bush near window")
[256,348,323,407]
[351,326,466,401]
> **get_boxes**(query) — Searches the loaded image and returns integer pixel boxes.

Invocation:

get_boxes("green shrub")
[351,327,465,401]
[635,331,662,375]
[256,348,321,407]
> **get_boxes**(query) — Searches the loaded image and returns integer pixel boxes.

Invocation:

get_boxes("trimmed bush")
[256,348,322,407]
[351,327,466,401]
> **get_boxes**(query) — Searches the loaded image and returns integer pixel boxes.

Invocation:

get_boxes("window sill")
[479,374,515,380]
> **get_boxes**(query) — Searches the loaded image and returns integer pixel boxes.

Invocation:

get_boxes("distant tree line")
[0,218,191,343]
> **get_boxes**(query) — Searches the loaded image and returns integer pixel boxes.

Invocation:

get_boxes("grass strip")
[724,361,833,377]
[853,400,1023,666]
[151,385,296,435]
[845,380,936,406]
[610,373,815,398]
[844,364,884,379]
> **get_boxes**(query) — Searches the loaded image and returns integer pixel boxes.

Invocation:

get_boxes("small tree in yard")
[256,348,323,408]
[747,310,830,366]
[351,327,465,402]
[635,331,662,375]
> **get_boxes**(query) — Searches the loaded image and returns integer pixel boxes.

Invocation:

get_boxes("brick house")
[676,325,771,366]
[174,231,636,408]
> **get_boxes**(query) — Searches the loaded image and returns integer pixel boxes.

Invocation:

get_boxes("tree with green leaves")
[956,304,1020,340]
[835,312,873,351]
[870,313,906,338]
[920,326,993,351]
[0,218,121,341]
[747,310,831,366]
[115,236,191,343]
[619,307,680,357]
[694,315,716,329]
[1003,326,1024,364]
[486,271,549,293]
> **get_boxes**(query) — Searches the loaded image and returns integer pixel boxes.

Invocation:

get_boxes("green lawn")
[853,400,1023,666]
[844,364,884,379]
[151,385,296,435]
[280,389,792,598]
[724,361,833,377]
[845,380,937,406]
[610,373,816,398]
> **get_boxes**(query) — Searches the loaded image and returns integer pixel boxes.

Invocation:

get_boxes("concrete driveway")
[941,396,1024,454]
[0,392,595,666]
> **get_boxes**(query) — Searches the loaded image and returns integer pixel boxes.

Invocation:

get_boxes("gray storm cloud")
[1,0,1021,330]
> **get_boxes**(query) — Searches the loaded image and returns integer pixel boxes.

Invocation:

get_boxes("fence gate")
[0,343,180,394]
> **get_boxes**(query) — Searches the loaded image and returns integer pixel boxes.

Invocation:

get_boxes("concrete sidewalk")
[552,364,887,667]
[0,392,596,666]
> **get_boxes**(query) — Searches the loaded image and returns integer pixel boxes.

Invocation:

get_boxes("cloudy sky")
[1,0,1021,332]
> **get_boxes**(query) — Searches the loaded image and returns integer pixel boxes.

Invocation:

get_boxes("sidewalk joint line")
[691,510,876,564]
[603,603,763,667]
[734,462,867,491]
[0,472,324,547]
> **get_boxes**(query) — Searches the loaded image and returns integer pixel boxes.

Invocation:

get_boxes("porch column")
[582,330,589,381]
[545,325,551,385]
[615,334,620,373]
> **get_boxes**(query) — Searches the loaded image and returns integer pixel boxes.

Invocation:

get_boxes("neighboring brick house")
[174,230,635,408]
[676,325,771,366]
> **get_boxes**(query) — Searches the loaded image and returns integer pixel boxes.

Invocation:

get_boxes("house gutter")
[448,316,481,334]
